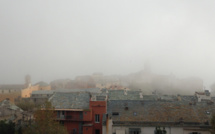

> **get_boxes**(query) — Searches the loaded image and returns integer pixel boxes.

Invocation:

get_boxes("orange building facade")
[55,100,106,134]
[21,82,51,98]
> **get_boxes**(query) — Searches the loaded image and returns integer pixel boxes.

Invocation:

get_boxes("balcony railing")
[56,115,65,120]
[56,115,83,121]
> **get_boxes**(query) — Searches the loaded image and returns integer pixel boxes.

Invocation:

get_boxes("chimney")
[139,92,143,98]
[177,95,181,101]
[124,90,127,95]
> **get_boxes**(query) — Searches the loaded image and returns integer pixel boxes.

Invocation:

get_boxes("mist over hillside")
[50,63,204,95]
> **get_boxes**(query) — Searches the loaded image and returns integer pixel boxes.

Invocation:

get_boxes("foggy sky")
[0,0,215,88]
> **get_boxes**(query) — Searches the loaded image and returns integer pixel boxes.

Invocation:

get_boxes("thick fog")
[0,0,215,89]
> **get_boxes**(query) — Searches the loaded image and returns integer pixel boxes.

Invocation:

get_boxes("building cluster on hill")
[0,87,214,134]
[0,70,212,134]
[21,88,214,134]
[0,66,205,103]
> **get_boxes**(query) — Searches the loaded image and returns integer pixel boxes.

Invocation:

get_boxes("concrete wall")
[109,126,210,134]
[103,118,112,134]
[141,127,184,134]
[21,85,39,98]
[196,94,211,102]
[183,128,210,134]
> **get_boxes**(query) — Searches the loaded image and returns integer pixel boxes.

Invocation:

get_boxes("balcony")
[56,115,83,121]
[66,115,83,121]
[57,115,65,120]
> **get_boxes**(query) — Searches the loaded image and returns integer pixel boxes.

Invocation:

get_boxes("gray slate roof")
[49,92,90,109]
[108,90,140,100]
[107,100,215,126]
[180,95,197,102]
[31,88,101,95]
[108,90,157,100]
[0,99,23,112]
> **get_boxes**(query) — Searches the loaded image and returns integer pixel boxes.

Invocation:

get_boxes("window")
[205,111,210,115]
[190,132,201,134]
[112,112,119,116]
[72,129,77,134]
[129,128,141,134]
[95,114,100,123]
[57,111,60,118]
[60,121,64,125]
[95,129,100,134]
[57,111,64,118]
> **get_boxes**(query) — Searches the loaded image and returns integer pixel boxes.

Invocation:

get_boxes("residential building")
[49,92,107,134]
[0,84,25,94]
[195,90,211,102]
[0,98,24,122]
[29,90,54,104]
[103,98,213,134]
[21,81,51,98]
[0,84,25,102]
[0,75,30,95]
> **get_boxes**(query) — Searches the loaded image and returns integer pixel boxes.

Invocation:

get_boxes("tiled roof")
[142,95,158,101]
[107,90,158,100]
[0,99,23,112]
[160,95,177,101]
[31,88,101,95]
[49,92,90,109]
[108,90,142,100]
[107,100,215,126]
[180,95,197,102]
[195,92,205,95]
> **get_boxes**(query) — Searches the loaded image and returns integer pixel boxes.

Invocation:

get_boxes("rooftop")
[49,92,90,110]
[108,90,143,100]
[0,99,23,112]
[107,100,215,126]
